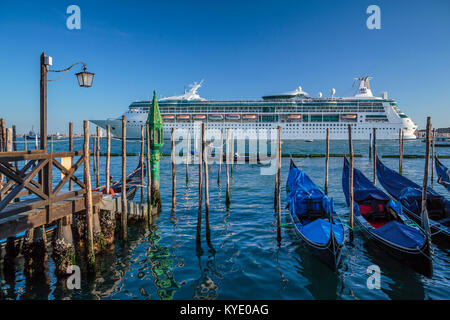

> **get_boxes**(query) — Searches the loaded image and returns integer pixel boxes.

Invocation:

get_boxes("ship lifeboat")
[162,114,175,120]
[287,114,301,120]
[242,114,257,120]
[226,114,240,120]
[177,114,190,120]
[341,114,357,120]
[209,114,224,120]
[192,114,206,120]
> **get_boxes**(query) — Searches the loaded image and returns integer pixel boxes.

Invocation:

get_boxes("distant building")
[415,127,450,139]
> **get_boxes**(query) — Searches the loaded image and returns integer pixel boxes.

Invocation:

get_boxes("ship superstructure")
[91,77,417,140]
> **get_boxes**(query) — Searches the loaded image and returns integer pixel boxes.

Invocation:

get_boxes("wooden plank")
[0,192,102,240]
[0,150,82,162]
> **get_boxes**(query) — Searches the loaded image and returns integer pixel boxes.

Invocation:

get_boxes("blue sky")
[0,0,449,133]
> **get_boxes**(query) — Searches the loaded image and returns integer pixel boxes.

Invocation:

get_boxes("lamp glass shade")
[76,71,95,87]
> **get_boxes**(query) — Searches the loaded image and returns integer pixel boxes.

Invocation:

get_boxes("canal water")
[1,137,449,300]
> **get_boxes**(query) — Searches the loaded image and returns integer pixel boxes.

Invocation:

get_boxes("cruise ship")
[91,77,417,140]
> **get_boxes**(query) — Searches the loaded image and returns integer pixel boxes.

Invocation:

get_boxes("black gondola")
[343,157,433,277]
[376,157,449,247]
[286,159,345,271]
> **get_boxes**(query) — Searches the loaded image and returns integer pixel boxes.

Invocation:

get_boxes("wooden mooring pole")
[197,124,204,245]
[106,125,111,194]
[399,129,404,175]
[373,128,377,185]
[186,129,190,184]
[369,133,372,159]
[348,124,354,242]
[171,128,176,210]
[141,126,145,204]
[203,123,213,249]
[69,122,73,191]
[96,126,100,188]
[225,128,230,206]
[421,117,432,236]
[325,128,330,195]
[121,116,128,241]
[431,128,436,186]
[83,120,96,271]
[276,126,282,244]
[218,128,223,185]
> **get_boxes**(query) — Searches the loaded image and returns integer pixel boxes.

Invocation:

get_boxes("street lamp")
[40,52,94,150]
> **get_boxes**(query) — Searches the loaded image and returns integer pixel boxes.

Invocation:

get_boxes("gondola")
[94,163,145,201]
[376,157,449,247]
[286,159,345,271]
[435,156,450,193]
[343,157,433,277]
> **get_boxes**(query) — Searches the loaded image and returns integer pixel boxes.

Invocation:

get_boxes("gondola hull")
[290,216,343,270]
[376,157,449,247]
[343,158,433,277]
[287,160,345,271]
[354,215,433,277]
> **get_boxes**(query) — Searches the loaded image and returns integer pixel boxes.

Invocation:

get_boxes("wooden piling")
[171,128,176,210]
[24,135,28,166]
[69,122,73,191]
[431,128,436,186]
[106,125,111,195]
[146,124,152,221]
[325,128,330,195]
[399,129,404,175]
[421,117,432,235]
[0,118,4,152]
[12,126,19,203]
[121,116,128,241]
[83,120,96,271]
[276,126,282,244]
[230,131,234,176]
[373,128,377,185]
[203,123,212,248]
[93,131,97,186]
[197,124,204,245]
[369,133,372,159]
[225,128,230,206]
[348,124,354,242]
[218,129,223,185]
[140,126,145,204]
[96,126,100,188]
[186,129,190,184]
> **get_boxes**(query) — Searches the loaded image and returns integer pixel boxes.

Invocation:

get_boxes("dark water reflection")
[0,138,449,299]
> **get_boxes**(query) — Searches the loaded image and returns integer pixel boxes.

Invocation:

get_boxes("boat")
[435,156,450,192]
[94,163,145,201]
[92,77,418,140]
[305,139,314,142]
[286,160,345,271]
[209,114,224,120]
[192,114,206,120]
[342,158,433,276]
[162,114,175,120]
[225,114,240,120]
[376,157,450,246]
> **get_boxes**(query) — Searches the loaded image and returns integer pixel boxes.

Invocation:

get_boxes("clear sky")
[0,0,449,134]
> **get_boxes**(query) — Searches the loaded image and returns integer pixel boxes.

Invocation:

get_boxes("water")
[1,137,449,300]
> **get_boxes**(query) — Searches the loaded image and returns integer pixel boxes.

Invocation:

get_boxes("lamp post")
[40,52,94,150]
[147,90,164,212]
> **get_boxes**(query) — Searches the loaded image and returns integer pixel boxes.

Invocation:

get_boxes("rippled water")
[1,137,449,300]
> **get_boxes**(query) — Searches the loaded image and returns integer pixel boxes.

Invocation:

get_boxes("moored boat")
[435,156,450,193]
[209,114,224,120]
[343,157,433,277]
[287,114,301,120]
[177,114,190,120]
[162,114,175,120]
[376,157,450,247]
[225,114,240,120]
[94,163,145,201]
[192,114,206,120]
[286,160,345,271]
[242,114,257,120]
